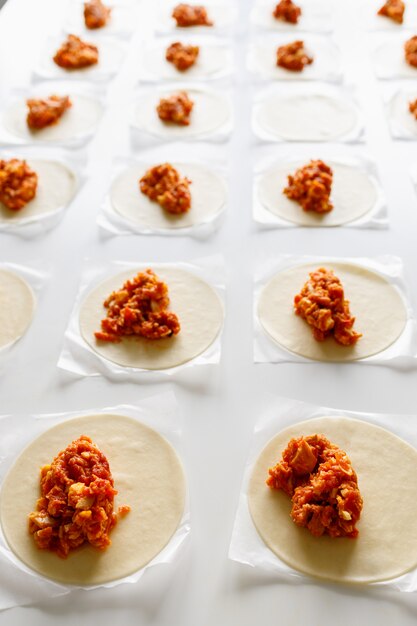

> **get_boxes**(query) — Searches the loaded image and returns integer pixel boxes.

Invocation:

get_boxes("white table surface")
[1,0,417,624]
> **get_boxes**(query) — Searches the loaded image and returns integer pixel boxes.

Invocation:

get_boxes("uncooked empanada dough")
[143,41,230,80]
[0,414,186,585]
[0,269,35,350]
[248,416,417,584]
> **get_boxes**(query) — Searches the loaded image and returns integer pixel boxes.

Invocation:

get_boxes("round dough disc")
[0,414,186,585]
[132,88,231,139]
[0,269,35,350]
[374,41,417,79]
[258,162,378,226]
[0,160,77,224]
[40,40,124,80]
[251,40,339,81]
[143,42,229,80]
[248,416,417,584]
[3,95,102,143]
[256,93,358,141]
[110,163,226,230]
[258,262,407,362]
[80,266,224,370]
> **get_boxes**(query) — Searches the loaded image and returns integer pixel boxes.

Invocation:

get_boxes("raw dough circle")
[374,41,417,79]
[143,42,229,80]
[132,88,231,139]
[258,162,378,226]
[0,269,35,350]
[110,162,226,230]
[255,93,358,141]
[3,95,102,143]
[389,90,417,137]
[80,266,224,370]
[248,416,417,584]
[0,160,77,224]
[251,40,339,81]
[40,40,124,80]
[0,413,186,585]
[258,262,407,361]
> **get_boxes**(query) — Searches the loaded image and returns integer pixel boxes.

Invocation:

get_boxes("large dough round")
[0,269,35,350]
[110,163,226,230]
[143,42,230,80]
[248,416,417,584]
[256,93,358,141]
[258,162,378,226]
[80,266,224,370]
[132,88,231,139]
[3,95,102,143]
[0,160,77,224]
[0,414,186,585]
[258,262,407,361]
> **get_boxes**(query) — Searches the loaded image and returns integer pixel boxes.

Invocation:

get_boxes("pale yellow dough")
[258,262,407,361]
[248,416,417,584]
[0,269,35,350]
[80,266,224,370]
[0,414,186,585]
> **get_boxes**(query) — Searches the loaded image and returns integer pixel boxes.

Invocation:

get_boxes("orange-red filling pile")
[405,36,417,68]
[172,3,213,27]
[0,159,38,211]
[84,0,111,29]
[157,91,194,125]
[267,434,363,538]
[95,269,181,342]
[53,34,99,69]
[26,95,72,130]
[294,268,362,346]
[377,0,405,23]
[284,160,333,214]
[166,41,200,71]
[276,40,313,72]
[409,98,417,119]
[140,163,192,215]
[28,435,129,558]
[273,0,301,24]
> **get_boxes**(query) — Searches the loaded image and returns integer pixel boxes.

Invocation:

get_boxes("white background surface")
[1,0,417,624]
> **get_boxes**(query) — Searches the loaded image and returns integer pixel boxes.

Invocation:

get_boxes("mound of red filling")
[53,34,99,69]
[172,3,213,27]
[28,436,129,558]
[273,0,301,23]
[284,160,333,214]
[0,159,38,211]
[26,95,71,130]
[140,163,191,215]
[377,0,405,23]
[267,434,363,538]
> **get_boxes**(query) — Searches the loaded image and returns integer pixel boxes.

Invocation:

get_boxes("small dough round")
[248,416,417,584]
[39,40,124,80]
[132,88,231,139]
[0,269,35,350]
[258,161,378,226]
[0,160,77,225]
[0,414,186,585]
[80,266,224,370]
[143,42,230,80]
[389,90,417,137]
[374,41,417,79]
[110,162,226,230]
[3,95,102,143]
[256,93,358,141]
[258,262,407,362]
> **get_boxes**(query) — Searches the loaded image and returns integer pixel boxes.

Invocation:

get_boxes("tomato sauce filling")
[53,34,99,69]
[409,98,417,119]
[26,95,72,130]
[377,0,405,23]
[157,91,194,126]
[166,42,200,71]
[294,267,362,346]
[276,40,313,72]
[84,0,111,29]
[267,434,363,538]
[94,269,181,342]
[172,4,213,27]
[284,160,333,214]
[273,0,301,24]
[28,435,129,559]
[0,159,38,211]
[140,163,192,215]
[405,36,417,68]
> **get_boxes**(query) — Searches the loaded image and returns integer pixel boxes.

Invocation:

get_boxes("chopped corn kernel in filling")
[276,41,313,72]
[53,34,99,69]
[0,159,38,211]
[405,36,417,67]
[140,163,192,215]
[94,269,181,342]
[409,98,417,118]
[84,0,111,29]
[377,0,405,23]
[273,0,301,23]
[284,160,333,214]
[26,95,72,130]
[28,436,129,559]
[156,91,194,126]
[166,42,200,71]
[294,267,362,346]
[172,3,213,26]
[267,434,363,538]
